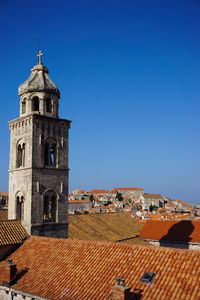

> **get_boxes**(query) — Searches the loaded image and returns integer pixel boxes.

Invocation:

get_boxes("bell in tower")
[8,51,71,238]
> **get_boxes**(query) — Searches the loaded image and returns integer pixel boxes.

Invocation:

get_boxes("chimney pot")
[2,260,17,287]
[116,278,121,285]
[111,278,131,300]
[121,279,125,287]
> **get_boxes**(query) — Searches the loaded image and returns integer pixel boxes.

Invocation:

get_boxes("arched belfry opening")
[45,97,52,113]
[43,190,57,222]
[16,140,25,168]
[44,137,57,167]
[32,96,39,111]
[16,192,24,221]
[22,99,26,114]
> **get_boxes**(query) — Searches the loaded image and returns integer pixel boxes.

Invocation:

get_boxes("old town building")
[8,51,71,238]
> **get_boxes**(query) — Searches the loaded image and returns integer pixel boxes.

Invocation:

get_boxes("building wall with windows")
[8,54,71,238]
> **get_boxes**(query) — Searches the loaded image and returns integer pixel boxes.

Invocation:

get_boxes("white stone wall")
[68,202,92,213]
[0,286,46,299]
[8,116,33,224]
[8,113,70,238]
[144,239,200,250]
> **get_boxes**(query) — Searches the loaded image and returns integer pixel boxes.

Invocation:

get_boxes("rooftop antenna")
[38,35,40,53]
[37,35,43,65]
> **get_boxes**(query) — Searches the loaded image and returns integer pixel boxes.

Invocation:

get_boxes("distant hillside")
[68,212,148,245]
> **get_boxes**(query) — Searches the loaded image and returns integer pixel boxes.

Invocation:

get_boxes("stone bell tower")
[8,51,71,238]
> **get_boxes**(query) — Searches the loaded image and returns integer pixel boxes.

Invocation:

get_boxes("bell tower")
[8,51,71,238]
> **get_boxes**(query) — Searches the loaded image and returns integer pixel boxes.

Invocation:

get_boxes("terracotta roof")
[79,190,87,194]
[68,200,91,203]
[88,188,144,194]
[113,187,143,191]
[0,220,29,246]
[68,213,145,245]
[143,194,164,199]
[140,220,200,243]
[0,192,8,196]
[0,236,200,299]
[89,189,109,194]
[0,210,8,221]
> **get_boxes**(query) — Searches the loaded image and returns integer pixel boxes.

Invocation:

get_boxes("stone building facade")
[140,194,165,210]
[8,51,71,238]
[0,193,8,210]
[68,200,92,214]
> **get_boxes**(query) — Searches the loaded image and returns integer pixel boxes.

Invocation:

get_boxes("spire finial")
[37,36,43,65]
[37,50,43,65]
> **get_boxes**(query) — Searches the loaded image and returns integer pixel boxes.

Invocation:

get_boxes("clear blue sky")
[0,0,200,203]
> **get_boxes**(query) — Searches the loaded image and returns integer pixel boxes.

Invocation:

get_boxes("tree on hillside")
[116,191,123,202]
[89,194,94,203]
[149,205,158,212]
[104,201,112,206]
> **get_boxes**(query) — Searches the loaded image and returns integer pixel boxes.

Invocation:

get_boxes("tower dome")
[18,51,60,118]
[18,51,60,98]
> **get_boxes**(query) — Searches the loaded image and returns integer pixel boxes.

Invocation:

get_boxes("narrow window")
[22,143,25,166]
[22,101,26,114]
[16,195,24,221]
[43,192,57,222]
[20,196,24,220]
[44,139,56,167]
[32,97,39,111]
[44,143,49,166]
[17,145,22,167]
[50,145,56,166]
[43,196,49,221]
[17,143,25,168]
[51,195,56,221]
[46,98,52,113]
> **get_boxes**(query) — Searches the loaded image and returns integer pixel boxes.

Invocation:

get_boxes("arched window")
[44,138,57,167]
[43,190,57,222]
[32,96,39,111]
[22,100,26,114]
[17,142,25,168]
[46,98,52,113]
[16,194,24,221]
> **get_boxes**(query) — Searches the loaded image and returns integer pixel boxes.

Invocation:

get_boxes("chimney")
[3,259,18,287]
[110,278,131,300]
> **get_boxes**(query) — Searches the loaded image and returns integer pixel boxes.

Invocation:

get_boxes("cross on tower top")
[37,50,43,65]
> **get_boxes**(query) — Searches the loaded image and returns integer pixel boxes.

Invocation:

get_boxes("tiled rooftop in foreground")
[0,220,29,246]
[0,236,200,299]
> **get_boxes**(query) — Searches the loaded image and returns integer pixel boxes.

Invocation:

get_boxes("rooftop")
[140,220,200,243]
[143,194,164,199]
[0,236,200,299]
[0,220,29,246]
[68,212,146,245]
[0,210,8,222]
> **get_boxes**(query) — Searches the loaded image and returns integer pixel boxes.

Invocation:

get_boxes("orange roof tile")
[140,220,200,243]
[113,187,143,191]
[68,200,91,203]
[143,194,164,199]
[89,189,109,194]
[79,190,87,194]
[0,236,200,299]
[181,202,189,206]
[0,192,8,196]
[0,220,29,246]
